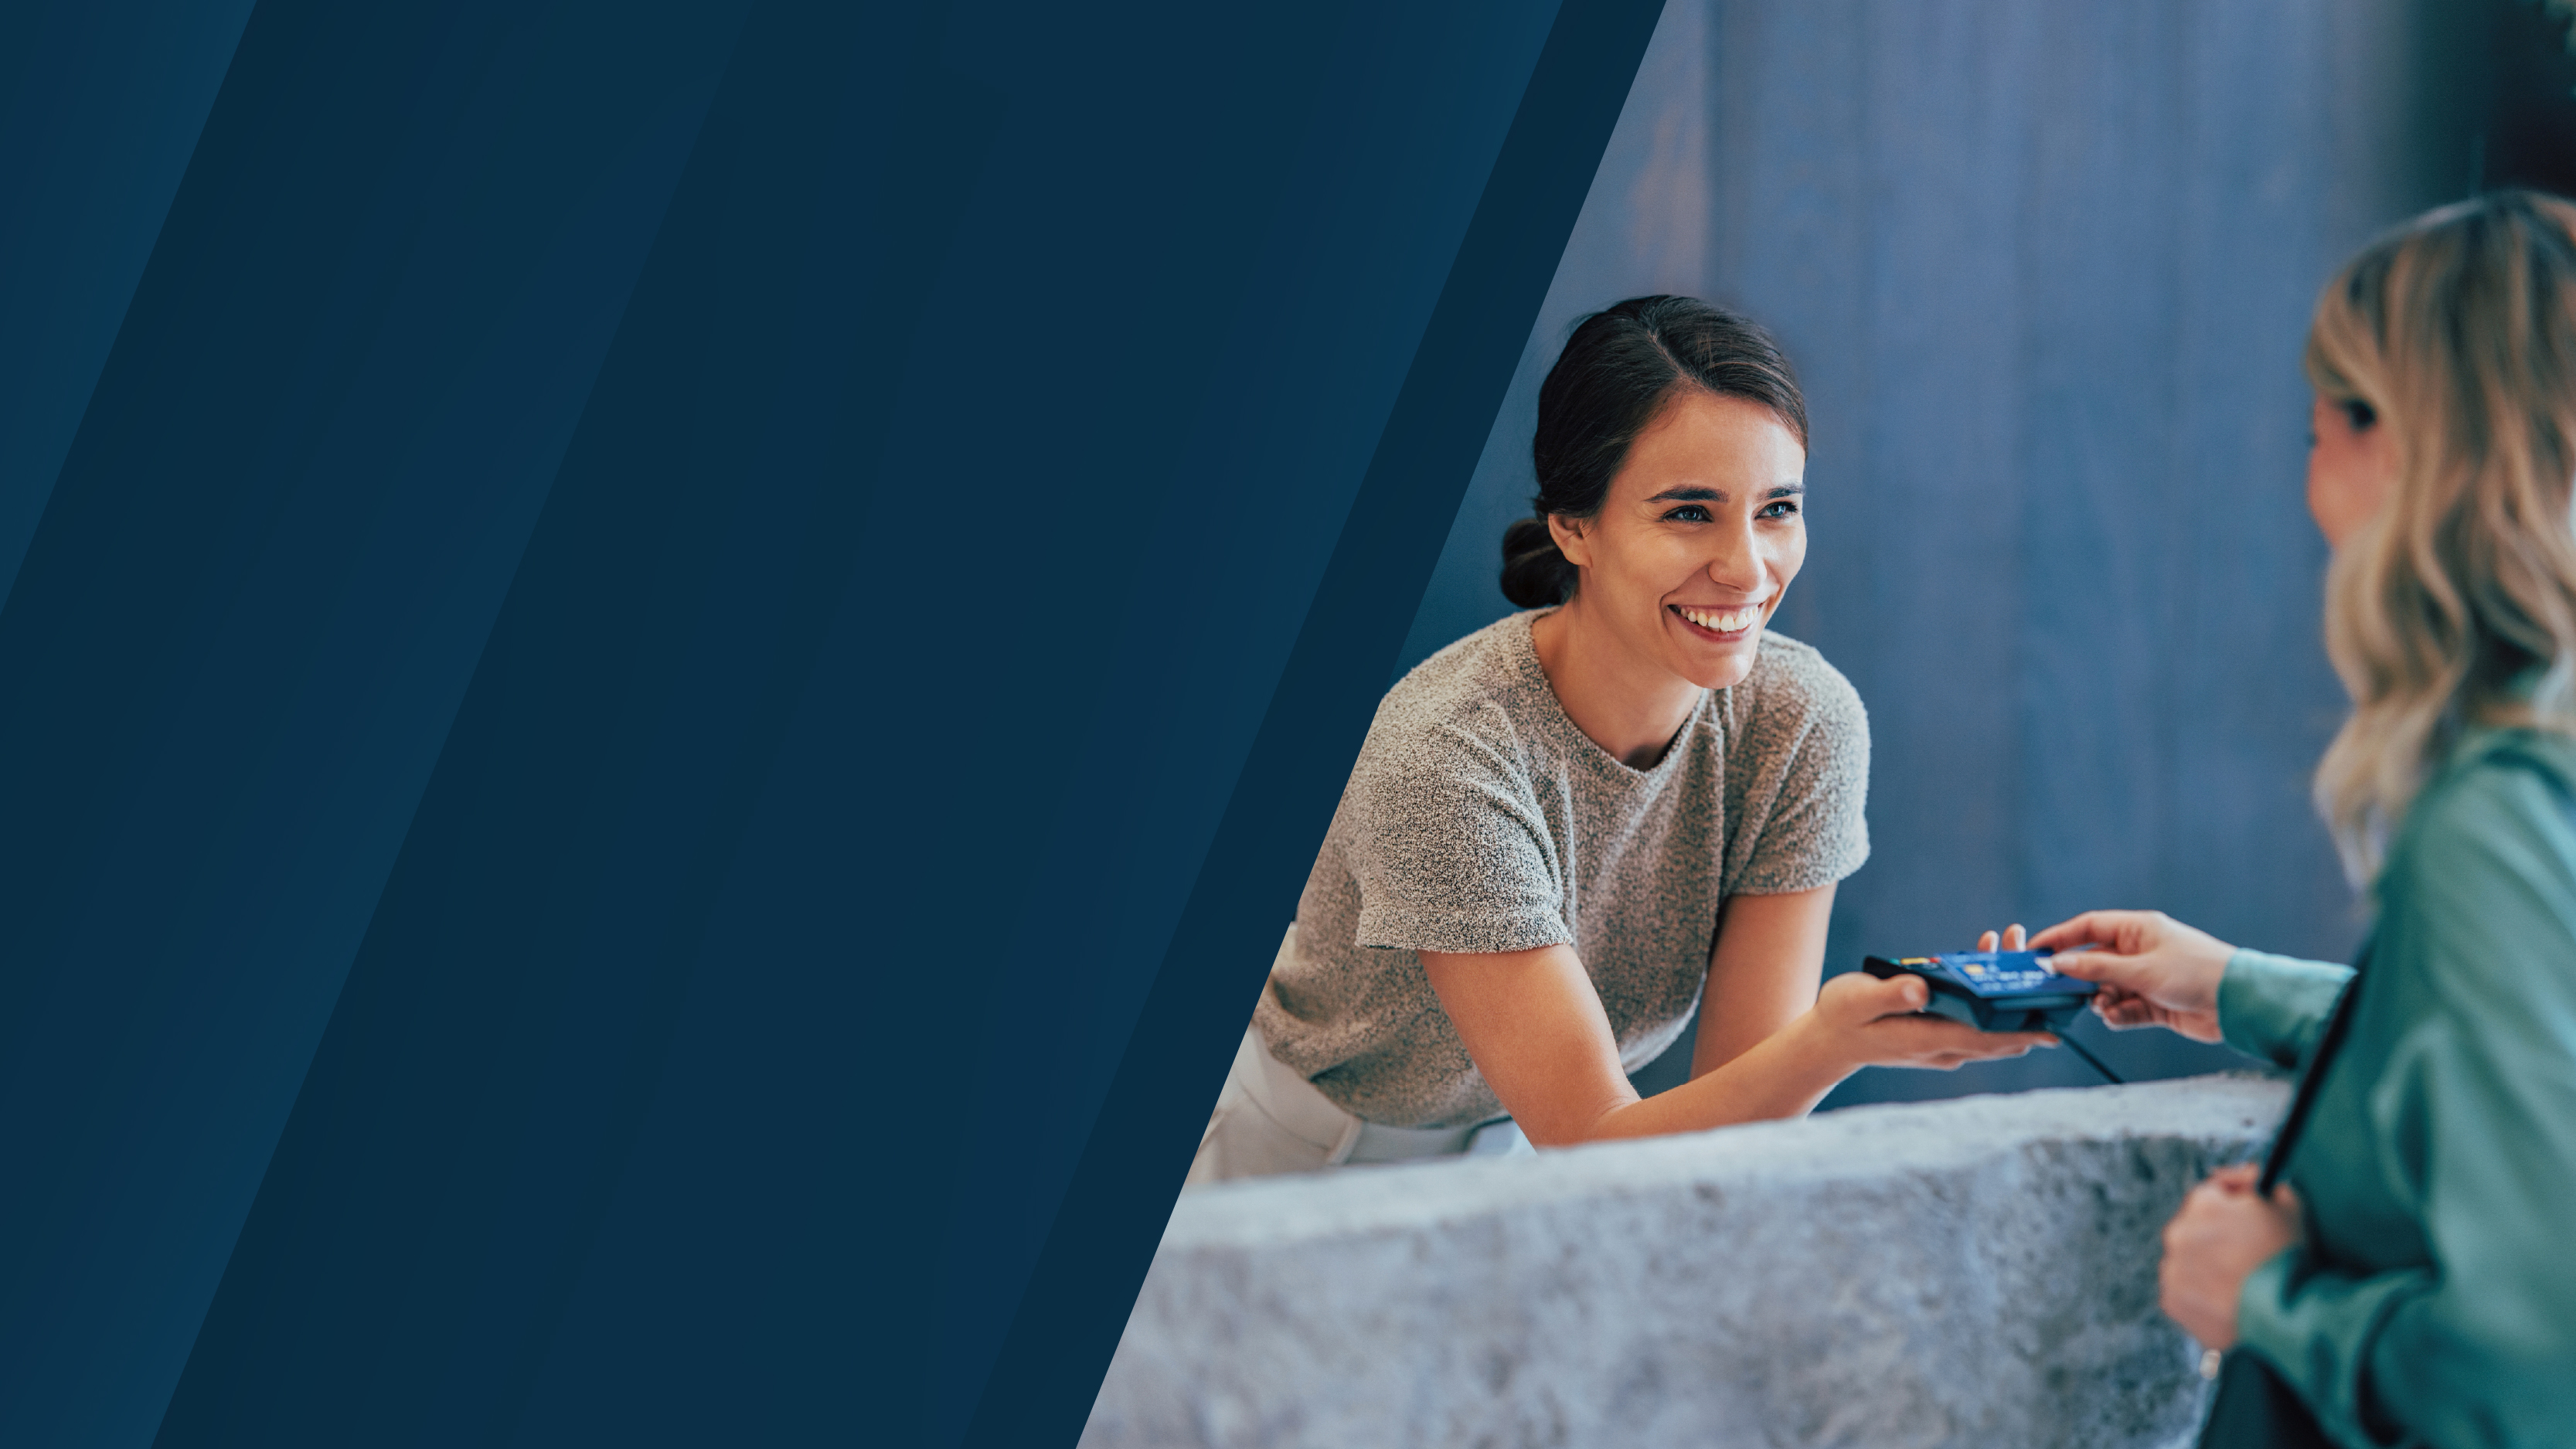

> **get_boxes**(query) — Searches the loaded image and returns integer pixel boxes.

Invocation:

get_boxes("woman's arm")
[1690,886,1836,1077]
[2026,910,2353,1071]
[1421,897,2053,1148]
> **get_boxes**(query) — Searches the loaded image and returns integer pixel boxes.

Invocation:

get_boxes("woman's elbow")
[1519,1093,1642,1149]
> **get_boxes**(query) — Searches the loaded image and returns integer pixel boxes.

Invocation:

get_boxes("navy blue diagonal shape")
[147,2,983,1442]
[957,2,1667,1444]
[0,3,733,1443]
[0,0,1668,1442]
[0,0,256,603]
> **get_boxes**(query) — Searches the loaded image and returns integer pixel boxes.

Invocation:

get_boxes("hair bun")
[1500,515,1577,607]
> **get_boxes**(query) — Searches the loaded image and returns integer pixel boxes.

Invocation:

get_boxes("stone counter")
[1084,1074,2291,1449]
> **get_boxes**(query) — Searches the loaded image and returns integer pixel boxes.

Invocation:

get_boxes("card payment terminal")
[1860,950,2123,1082]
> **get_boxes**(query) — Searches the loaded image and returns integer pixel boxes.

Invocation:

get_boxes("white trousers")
[1184,928,1531,1189]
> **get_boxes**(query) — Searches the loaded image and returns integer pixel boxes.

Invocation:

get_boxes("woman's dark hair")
[1500,295,1808,607]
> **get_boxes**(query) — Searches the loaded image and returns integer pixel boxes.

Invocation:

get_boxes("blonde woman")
[2033,191,2576,1446]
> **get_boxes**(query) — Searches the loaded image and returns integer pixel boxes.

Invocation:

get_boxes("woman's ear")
[1546,512,1593,570]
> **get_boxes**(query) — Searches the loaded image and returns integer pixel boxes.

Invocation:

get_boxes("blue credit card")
[1895,950,2091,998]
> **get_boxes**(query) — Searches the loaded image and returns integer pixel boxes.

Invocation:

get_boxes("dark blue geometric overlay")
[0,0,1659,1444]
[0,3,738,1444]
[955,2,1662,1443]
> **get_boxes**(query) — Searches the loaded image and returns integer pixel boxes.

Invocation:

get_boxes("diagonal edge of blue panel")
[0,0,260,613]
[954,2,1669,1442]
[124,6,756,1443]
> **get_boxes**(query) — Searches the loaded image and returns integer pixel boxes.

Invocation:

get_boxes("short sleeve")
[1729,645,1871,896]
[1341,707,1572,955]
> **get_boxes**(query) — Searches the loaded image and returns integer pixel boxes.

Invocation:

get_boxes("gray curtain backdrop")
[1394,0,2489,1104]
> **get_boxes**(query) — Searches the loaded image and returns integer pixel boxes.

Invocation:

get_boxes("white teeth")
[1682,605,1761,633]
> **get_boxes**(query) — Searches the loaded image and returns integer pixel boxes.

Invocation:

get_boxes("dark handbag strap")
[2199,937,2373,1449]
[2256,934,2371,1196]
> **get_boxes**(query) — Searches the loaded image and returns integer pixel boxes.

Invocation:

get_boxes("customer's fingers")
[2029,910,2157,954]
[2091,985,2159,1027]
[2043,950,2149,988]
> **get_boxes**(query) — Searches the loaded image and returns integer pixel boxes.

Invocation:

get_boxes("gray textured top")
[1254,610,1871,1128]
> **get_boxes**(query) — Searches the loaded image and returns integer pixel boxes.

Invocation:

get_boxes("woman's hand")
[2026,910,2235,1043]
[1427,900,2044,1147]
[2159,1163,2305,1349]
[1801,970,2056,1072]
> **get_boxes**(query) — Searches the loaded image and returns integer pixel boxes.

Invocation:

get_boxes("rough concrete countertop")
[1087,1074,2291,1449]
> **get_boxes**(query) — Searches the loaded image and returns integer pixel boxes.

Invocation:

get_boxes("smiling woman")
[1187,297,2050,1185]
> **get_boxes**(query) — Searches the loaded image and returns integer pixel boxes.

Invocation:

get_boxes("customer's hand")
[2159,1163,2303,1350]
[2027,910,2234,1043]
[1806,970,2055,1071]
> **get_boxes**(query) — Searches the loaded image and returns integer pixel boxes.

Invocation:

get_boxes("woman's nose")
[1703,525,1767,592]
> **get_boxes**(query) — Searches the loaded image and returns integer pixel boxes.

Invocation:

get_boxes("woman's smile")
[1670,602,1766,639]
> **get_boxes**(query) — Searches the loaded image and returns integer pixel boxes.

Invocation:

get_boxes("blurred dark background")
[1395,0,2576,1106]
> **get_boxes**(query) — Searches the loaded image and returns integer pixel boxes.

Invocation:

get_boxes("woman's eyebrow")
[1642,483,1805,502]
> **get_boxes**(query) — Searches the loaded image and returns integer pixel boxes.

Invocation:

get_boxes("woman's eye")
[1758,499,1800,519]
[1663,505,1713,523]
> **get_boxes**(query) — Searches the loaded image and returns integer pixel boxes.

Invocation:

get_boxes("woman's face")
[1549,389,1806,691]
[2307,392,2397,549]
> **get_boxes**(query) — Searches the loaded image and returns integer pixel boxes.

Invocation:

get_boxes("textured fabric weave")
[1254,610,1870,1128]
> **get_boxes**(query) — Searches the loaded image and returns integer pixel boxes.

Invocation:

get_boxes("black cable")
[2057,1025,2124,1085]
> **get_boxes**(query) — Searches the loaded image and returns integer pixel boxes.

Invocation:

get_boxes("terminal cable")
[2057,1026,2123,1085]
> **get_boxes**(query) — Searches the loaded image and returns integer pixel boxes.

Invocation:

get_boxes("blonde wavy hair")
[2307,190,2576,879]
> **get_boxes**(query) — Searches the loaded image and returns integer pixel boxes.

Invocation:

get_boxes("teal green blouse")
[2220,727,2576,1447]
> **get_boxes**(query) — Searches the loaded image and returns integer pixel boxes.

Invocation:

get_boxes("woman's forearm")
[1425,925,2043,1148]
[1568,969,2054,1144]
[1690,887,1836,1077]
[1578,1011,1853,1141]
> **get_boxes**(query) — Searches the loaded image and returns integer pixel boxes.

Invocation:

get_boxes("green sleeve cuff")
[2232,1250,2346,1444]
[2218,949,2353,1071]
[2234,1246,2429,1449]
[2234,1246,2304,1361]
